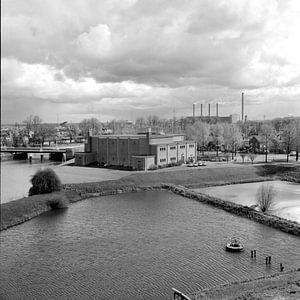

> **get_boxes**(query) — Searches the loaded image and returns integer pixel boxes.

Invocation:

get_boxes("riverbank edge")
[1,178,299,236]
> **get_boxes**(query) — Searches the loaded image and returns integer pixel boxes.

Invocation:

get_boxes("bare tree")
[256,184,275,212]
[210,123,224,157]
[281,122,296,162]
[239,152,247,163]
[248,153,257,164]
[295,118,300,161]
[186,121,210,155]
[223,124,243,159]
[79,118,102,137]
[261,123,274,163]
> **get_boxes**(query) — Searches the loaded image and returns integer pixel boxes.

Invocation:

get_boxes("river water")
[1,190,299,299]
[1,158,61,203]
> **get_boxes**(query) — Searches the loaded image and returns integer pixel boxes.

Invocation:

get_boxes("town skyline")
[2,0,300,124]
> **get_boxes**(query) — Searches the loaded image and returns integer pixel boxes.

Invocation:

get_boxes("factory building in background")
[75,130,197,170]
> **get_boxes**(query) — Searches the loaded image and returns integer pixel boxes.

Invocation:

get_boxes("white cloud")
[75,24,112,60]
[1,0,300,122]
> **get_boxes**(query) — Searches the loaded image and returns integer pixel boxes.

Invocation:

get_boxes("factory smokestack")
[201,104,203,116]
[193,103,196,119]
[216,103,219,117]
[242,92,244,121]
[208,103,211,116]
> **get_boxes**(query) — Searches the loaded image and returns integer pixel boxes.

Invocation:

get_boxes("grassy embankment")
[64,163,299,196]
[0,191,81,230]
[1,163,299,231]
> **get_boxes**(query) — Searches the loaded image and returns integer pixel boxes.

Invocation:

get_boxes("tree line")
[2,114,299,162]
[186,117,300,162]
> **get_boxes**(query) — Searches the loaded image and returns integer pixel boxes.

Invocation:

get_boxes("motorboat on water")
[226,237,244,252]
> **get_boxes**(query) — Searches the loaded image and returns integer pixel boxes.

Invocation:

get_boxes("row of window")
[99,141,194,149]
[101,140,138,145]
[159,144,195,151]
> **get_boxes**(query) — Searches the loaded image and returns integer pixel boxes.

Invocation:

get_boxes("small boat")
[226,237,244,252]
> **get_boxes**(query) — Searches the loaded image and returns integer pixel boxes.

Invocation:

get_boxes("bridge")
[1,146,66,154]
[0,145,84,160]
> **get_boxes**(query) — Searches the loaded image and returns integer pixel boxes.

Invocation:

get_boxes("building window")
[170,157,176,161]
[160,147,166,151]
[189,144,194,148]
[180,145,185,149]
[160,158,166,162]
[170,146,176,150]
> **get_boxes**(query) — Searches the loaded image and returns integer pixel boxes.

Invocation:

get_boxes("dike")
[163,184,300,237]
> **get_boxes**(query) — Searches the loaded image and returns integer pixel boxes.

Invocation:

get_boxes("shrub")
[47,194,69,209]
[256,183,275,212]
[148,164,158,171]
[29,168,62,196]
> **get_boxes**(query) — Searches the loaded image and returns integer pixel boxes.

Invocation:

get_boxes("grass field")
[65,163,299,194]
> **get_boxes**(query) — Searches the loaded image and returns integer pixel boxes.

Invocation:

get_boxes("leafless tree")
[261,123,274,163]
[248,153,257,164]
[239,152,247,163]
[256,183,275,212]
[281,122,296,162]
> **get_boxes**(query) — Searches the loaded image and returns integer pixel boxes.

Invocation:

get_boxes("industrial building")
[75,130,197,170]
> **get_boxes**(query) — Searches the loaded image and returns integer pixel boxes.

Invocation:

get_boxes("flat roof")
[131,155,155,158]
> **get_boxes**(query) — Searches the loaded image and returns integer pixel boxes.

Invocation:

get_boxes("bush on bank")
[47,194,69,209]
[29,168,62,196]
[0,191,80,231]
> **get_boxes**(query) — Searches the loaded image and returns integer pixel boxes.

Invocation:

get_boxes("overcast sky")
[1,0,300,124]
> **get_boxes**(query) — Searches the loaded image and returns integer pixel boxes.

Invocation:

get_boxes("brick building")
[75,130,197,170]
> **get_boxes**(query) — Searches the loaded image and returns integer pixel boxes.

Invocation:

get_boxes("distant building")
[185,114,239,126]
[75,130,197,170]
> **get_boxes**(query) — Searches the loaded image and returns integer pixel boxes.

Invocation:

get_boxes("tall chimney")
[208,103,211,116]
[201,104,203,116]
[216,103,219,117]
[242,92,244,121]
[193,103,196,119]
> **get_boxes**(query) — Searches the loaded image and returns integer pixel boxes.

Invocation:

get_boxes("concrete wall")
[167,144,177,164]
[131,156,155,170]
[177,143,187,162]
[186,142,197,162]
[150,135,184,145]
[75,152,97,166]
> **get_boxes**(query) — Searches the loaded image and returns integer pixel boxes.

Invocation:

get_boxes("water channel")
[1,190,299,299]
[1,158,61,203]
[194,181,300,223]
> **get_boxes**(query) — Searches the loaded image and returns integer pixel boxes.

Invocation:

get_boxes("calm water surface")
[1,190,299,299]
[195,181,300,223]
[1,159,60,203]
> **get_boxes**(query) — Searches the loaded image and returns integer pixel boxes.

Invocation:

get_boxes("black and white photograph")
[1,0,300,299]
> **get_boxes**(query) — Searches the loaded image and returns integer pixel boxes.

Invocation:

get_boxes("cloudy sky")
[1,0,300,124]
